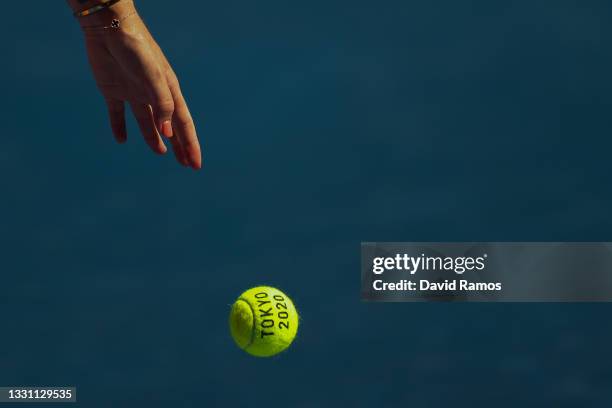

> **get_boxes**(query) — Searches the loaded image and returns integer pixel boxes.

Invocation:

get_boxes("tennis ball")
[229,286,299,357]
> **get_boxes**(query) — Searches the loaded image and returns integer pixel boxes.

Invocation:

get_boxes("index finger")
[169,81,202,170]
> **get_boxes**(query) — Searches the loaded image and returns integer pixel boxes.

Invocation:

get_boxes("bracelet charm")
[80,11,136,31]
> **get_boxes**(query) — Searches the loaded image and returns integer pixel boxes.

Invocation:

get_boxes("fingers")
[168,130,189,167]
[150,91,175,139]
[174,106,202,169]
[168,80,202,169]
[129,102,167,155]
[105,98,127,143]
[106,36,175,138]
[101,35,198,168]
[145,71,175,139]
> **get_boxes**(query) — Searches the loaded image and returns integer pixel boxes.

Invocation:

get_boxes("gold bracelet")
[74,0,123,18]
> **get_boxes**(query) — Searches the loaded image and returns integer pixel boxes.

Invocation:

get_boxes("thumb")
[148,82,175,138]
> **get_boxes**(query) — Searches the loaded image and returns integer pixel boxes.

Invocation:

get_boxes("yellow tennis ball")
[229,286,299,357]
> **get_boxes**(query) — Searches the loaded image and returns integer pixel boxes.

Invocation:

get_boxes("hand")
[81,3,202,169]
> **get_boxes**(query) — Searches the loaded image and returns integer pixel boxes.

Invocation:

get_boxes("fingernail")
[160,121,173,137]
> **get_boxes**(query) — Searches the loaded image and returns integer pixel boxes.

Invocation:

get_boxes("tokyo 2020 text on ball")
[229,286,299,357]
